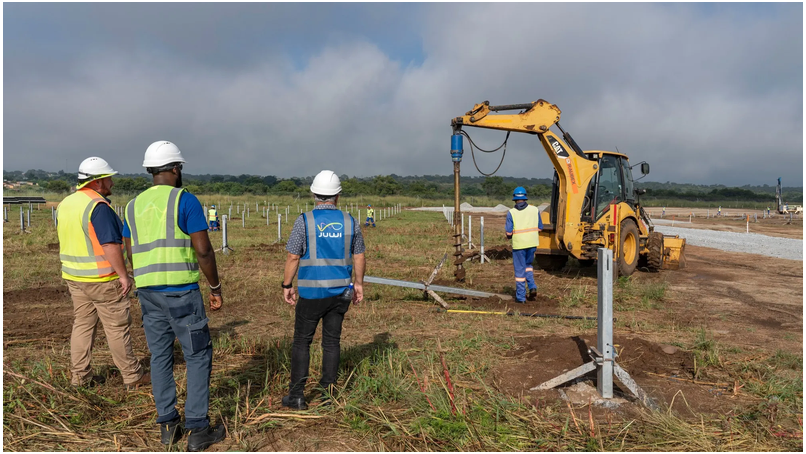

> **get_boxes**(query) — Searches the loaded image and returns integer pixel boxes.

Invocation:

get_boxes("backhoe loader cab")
[450,99,685,277]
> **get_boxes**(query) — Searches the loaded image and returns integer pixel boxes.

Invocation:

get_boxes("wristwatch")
[281,282,293,289]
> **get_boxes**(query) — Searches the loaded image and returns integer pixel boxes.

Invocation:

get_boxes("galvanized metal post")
[242,213,245,228]
[277,213,281,241]
[222,215,230,255]
[597,248,614,398]
[27,210,31,228]
[468,216,472,249]
[461,213,465,242]
[480,216,485,263]
[266,210,269,225]
[5,205,8,223]
[20,207,24,231]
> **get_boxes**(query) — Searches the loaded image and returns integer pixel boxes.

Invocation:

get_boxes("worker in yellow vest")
[365,204,376,227]
[56,157,149,389]
[123,141,225,451]
[505,187,542,303]
[208,205,219,231]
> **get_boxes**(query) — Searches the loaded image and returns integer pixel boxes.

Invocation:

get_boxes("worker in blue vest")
[505,187,542,303]
[281,170,366,410]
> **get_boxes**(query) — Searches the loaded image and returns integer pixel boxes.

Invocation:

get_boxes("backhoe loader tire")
[618,220,640,276]
[536,254,568,271]
[646,231,664,272]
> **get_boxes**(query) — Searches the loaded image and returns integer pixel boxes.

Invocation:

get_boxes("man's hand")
[284,287,297,306]
[209,293,223,311]
[118,275,132,297]
[352,283,364,305]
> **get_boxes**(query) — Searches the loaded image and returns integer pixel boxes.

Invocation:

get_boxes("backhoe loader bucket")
[661,236,686,269]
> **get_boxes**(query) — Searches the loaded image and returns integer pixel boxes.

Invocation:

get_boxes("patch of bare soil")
[484,245,513,260]
[492,334,750,416]
[3,286,74,342]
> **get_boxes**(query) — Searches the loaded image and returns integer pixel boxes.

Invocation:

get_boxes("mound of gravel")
[494,204,510,212]
[653,225,803,261]
[460,202,475,210]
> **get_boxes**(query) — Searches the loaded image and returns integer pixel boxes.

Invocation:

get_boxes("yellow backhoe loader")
[449,99,685,278]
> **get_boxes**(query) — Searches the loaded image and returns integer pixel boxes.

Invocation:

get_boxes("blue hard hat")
[512,186,528,201]
[367,204,371,207]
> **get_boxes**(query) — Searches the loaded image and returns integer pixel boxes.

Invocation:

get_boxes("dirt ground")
[3,206,803,447]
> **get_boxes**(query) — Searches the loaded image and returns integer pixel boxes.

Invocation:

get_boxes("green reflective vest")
[56,188,119,282]
[208,208,217,222]
[510,205,540,249]
[125,186,200,287]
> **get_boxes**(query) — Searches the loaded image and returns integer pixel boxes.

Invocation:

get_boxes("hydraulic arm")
[449,100,600,278]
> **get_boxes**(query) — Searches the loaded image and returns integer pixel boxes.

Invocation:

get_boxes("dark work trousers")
[138,288,213,429]
[289,295,351,397]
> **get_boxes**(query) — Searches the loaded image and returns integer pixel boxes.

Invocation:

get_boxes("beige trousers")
[66,279,143,385]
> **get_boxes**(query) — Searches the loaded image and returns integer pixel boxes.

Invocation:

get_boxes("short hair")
[313,193,337,203]
[147,162,182,175]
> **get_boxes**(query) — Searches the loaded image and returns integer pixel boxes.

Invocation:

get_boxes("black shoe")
[186,424,226,452]
[527,289,537,301]
[515,300,526,304]
[72,374,106,388]
[281,395,308,410]
[160,417,184,446]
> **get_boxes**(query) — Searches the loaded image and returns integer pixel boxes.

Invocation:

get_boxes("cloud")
[3,3,802,186]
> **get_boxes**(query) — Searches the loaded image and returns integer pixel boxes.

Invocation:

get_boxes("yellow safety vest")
[208,208,217,221]
[125,185,200,288]
[510,205,540,249]
[56,188,119,282]
[366,208,374,218]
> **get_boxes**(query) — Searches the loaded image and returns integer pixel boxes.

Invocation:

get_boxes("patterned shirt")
[286,204,365,256]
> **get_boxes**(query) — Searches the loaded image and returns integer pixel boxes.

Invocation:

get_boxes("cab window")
[622,158,635,202]
[596,155,624,218]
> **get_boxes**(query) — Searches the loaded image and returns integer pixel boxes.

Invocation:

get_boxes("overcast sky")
[3,2,803,186]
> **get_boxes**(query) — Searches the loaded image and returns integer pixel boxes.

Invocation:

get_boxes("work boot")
[125,371,151,391]
[527,289,537,301]
[186,424,226,452]
[281,394,308,410]
[72,374,106,388]
[160,417,184,446]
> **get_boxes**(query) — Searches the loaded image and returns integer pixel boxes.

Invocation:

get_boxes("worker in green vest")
[123,141,225,451]
[208,205,219,231]
[505,187,542,303]
[57,157,149,390]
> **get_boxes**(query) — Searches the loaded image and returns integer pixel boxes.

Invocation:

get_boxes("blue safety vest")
[298,210,354,299]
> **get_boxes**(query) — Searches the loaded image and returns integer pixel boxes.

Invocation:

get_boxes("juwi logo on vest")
[317,222,344,238]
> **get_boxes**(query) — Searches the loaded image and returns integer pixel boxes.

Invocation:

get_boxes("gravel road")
[653,224,803,261]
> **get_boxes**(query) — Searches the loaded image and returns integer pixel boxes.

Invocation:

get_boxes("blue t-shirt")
[123,190,209,292]
[91,200,123,245]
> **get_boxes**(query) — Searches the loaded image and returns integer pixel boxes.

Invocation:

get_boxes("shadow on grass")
[208,331,397,419]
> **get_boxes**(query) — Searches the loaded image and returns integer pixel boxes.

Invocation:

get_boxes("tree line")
[3,169,802,203]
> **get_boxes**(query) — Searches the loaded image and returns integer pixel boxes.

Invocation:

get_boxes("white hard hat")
[143,141,186,168]
[310,170,342,196]
[77,157,117,188]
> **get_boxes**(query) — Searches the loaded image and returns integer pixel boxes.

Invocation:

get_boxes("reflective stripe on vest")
[126,186,200,287]
[298,210,353,299]
[208,209,217,221]
[510,205,540,249]
[56,188,118,282]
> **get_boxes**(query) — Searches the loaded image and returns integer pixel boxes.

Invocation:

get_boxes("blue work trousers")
[138,288,212,429]
[512,247,537,302]
[365,216,375,227]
